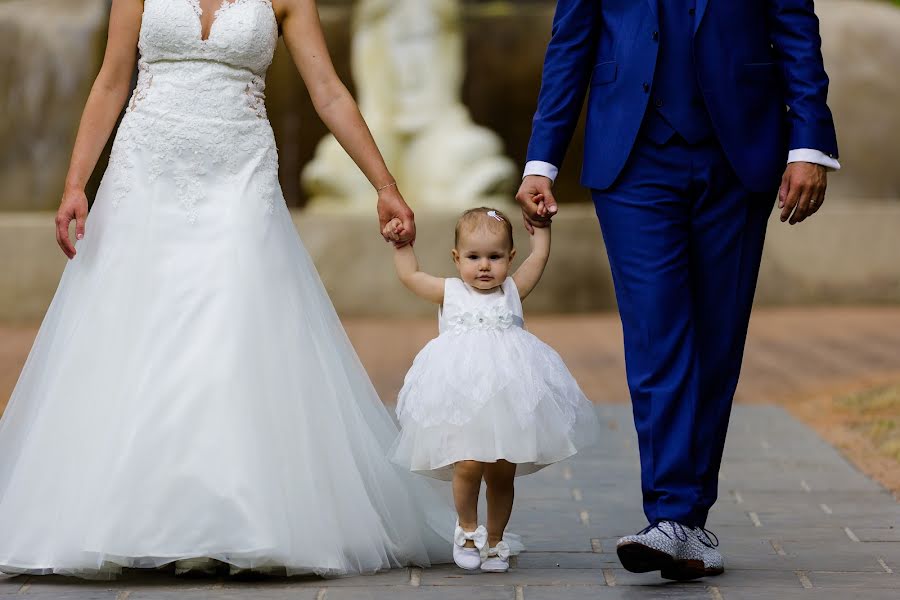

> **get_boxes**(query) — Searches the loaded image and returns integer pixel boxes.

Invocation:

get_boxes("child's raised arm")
[385,219,445,304]
[512,225,550,300]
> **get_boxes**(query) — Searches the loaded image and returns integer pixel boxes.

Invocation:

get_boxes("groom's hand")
[377,186,416,247]
[778,162,827,225]
[516,175,558,233]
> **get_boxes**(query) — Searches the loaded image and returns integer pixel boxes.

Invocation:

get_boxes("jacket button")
[655,98,664,108]
[652,31,659,41]
[642,82,650,92]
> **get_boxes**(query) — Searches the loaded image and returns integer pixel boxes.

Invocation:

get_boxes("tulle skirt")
[390,327,599,480]
[0,140,452,578]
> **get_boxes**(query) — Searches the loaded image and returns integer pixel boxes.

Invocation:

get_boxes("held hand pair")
[376,183,416,247]
[516,175,558,234]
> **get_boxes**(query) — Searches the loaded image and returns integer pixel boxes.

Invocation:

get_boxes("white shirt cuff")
[523,161,559,184]
[788,148,841,171]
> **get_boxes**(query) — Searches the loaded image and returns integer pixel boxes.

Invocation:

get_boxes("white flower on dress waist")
[446,306,517,334]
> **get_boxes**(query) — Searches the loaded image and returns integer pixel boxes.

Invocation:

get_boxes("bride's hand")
[56,187,88,259]
[377,186,416,247]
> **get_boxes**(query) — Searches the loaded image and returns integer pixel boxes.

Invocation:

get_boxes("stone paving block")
[709,525,845,545]
[514,552,612,569]
[325,587,516,600]
[858,541,900,568]
[510,516,595,532]
[508,535,593,553]
[515,487,574,502]
[723,438,840,465]
[806,571,899,589]
[734,491,898,514]
[421,566,605,587]
[612,569,804,590]
[218,575,328,591]
[0,576,23,595]
[10,594,119,600]
[726,551,886,573]
[746,505,900,527]
[312,570,412,588]
[736,512,899,531]
[514,501,593,517]
[19,574,216,594]
[849,528,900,543]
[523,586,710,599]
[599,570,708,589]
[714,590,900,600]
[779,539,900,561]
[13,580,125,594]
[717,463,882,494]
[509,523,596,552]
[129,590,318,600]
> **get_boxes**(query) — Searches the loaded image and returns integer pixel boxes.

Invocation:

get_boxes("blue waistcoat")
[644,0,713,144]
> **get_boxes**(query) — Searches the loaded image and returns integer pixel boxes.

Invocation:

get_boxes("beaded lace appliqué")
[245,75,268,119]
[127,61,153,113]
[445,305,519,334]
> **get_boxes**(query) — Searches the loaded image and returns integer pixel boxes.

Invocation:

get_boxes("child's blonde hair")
[454,207,514,250]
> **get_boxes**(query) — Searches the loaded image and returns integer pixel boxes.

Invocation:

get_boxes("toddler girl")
[384,207,598,573]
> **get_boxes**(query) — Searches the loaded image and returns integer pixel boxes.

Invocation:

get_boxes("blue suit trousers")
[592,132,775,527]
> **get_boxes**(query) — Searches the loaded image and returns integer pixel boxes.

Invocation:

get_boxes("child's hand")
[534,194,548,219]
[382,217,404,244]
[528,195,551,235]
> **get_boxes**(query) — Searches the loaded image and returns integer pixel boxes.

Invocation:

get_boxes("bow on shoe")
[454,522,488,555]
[488,541,511,560]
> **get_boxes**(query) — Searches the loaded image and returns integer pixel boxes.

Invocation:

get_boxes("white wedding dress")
[0,0,451,578]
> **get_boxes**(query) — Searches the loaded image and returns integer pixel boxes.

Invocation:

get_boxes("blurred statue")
[302,0,516,211]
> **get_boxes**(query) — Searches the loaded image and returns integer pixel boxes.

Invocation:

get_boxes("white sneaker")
[616,521,704,579]
[453,520,487,571]
[480,541,511,573]
[662,527,724,580]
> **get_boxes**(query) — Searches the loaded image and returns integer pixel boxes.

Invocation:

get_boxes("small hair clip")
[486,210,505,222]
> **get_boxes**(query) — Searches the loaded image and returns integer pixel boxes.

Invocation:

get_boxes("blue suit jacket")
[526,0,839,193]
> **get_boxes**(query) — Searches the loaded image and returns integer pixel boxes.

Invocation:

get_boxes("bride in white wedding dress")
[0,0,451,578]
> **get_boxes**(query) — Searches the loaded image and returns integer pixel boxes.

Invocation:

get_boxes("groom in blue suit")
[517,0,839,580]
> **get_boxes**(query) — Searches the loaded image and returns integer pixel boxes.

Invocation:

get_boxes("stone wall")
[0,0,110,211]
[1,0,899,210]
[4,201,899,321]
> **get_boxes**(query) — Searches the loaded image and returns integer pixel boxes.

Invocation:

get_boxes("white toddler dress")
[390,277,599,480]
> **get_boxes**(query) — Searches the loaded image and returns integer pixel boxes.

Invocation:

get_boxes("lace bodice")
[141,0,277,76]
[439,278,524,335]
[106,0,281,223]
[131,0,277,120]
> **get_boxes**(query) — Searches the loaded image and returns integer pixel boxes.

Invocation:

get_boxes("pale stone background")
[1,0,899,319]
[2,0,900,210]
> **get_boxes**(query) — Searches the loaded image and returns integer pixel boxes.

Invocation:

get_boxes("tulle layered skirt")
[391,326,599,480]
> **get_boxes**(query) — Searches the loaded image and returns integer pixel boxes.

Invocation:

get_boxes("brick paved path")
[1,404,897,598]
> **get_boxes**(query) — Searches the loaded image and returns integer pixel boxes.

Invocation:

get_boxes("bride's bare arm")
[57,0,143,259]
[275,0,415,246]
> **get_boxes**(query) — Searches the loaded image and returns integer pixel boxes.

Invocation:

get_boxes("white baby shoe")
[453,520,488,571]
[481,540,511,573]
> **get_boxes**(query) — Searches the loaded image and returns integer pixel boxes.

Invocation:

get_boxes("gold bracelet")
[376,181,398,192]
